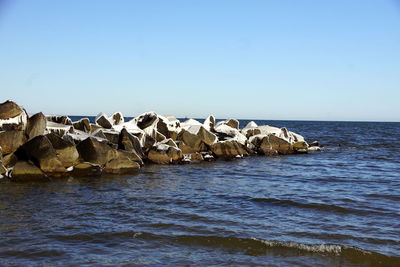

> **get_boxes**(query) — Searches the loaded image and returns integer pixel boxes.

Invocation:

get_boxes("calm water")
[1,120,400,266]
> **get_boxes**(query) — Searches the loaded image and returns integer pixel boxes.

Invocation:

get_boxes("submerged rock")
[70,162,102,177]
[10,161,48,181]
[104,158,140,174]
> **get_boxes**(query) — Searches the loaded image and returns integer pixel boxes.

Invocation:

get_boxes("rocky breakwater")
[0,100,321,181]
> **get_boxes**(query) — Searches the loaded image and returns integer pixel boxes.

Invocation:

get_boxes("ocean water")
[1,120,399,266]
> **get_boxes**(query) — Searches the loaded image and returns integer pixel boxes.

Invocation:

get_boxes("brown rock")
[118,128,144,158]
[76,137,117,166]
[71,162,102,177]
[135,112,158,129]
[2,153,18,168]
[73,118,91,133]
[104,158,140,174]
[0,100,24,120]
[46,115,72,125]
[148,144,183,164]
[111,112,124,125]
[10,161,48,182]
[210,140,249,158]
[46,133,80,167]
[95,112,112,129]
[16,135,67,175]
[0,130,26,155]
[26,112,46,140]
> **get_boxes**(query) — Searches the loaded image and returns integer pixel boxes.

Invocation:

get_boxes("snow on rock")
[181,118,202,130]
[244,121,258,129]
[214,124,247,145]
[203,115,216,131]
[0,100,28,131]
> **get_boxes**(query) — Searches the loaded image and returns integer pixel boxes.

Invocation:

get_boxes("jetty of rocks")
[0,100,320,181]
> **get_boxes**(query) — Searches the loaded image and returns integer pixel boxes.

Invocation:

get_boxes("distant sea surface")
[1,119,399,266]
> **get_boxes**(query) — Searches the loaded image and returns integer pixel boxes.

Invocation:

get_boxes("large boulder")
[210,140,249,158]
[73,118,91,133]
[177,128,207,153]
[93,128,120,144]
[95,112,112,129]
[10,161,48,182]
[76,137,118,166]
[46,133,80,167]
[118,128,144,158]
[15,135,67,175]
[70,162,102,177]
[0,100,28,131]
[249,134,293,155]
[147,143,183,164]
[25,112,46,140]
[157,115,181,140]
[0,130,26,155]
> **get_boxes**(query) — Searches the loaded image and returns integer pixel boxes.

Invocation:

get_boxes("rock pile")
[0,100,321,181]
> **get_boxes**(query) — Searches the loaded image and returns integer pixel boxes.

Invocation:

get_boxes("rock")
[309,141,319,147]
[135,111,158,129]
[184,153,204,163]
[148,144,183,164]
[99,129,120,144]
[25,112,46,140]
[104,158,140,174]
[15,135,67,175]
[46,115,72,125]
[118,128,144,158]
[70,162,102,177]
[0,100,24,120]
[73,118,91,133]
[214,124,247,145]
[157,115,180,140]
[110,112,124,125]
[90,123,102,133]
[92,129,108,140]
[177,128,208,153]
[95,112,112,129]
[293,141,309,151]
[117,149,143,166]
[2,153,18,168]
[0,100,28,131]
[225,118,239,129]
[308,146,321,152]
[249,134,293,155]
[203,115,216,132]
[10,161,48,181]
[76,137,118,166]
[210,140,249,158]
[244,121,258,129]
[0,130,26,155]
[46,133,80,167]
[159,138,178,148]
[0,163,6,177]
[45,121,73,136]
[241,128,261,139]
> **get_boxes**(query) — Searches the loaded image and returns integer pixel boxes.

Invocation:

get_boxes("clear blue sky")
[1,0,399,121]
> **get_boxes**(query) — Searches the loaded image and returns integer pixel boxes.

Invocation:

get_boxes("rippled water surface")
[1,120,400,266]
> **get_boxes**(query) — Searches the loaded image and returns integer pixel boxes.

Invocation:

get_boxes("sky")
[0,0,399,121]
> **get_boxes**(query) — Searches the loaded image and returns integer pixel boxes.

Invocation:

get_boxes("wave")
[48,231,400,266]
[250,197,390,216]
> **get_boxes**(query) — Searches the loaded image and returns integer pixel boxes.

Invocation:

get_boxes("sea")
[0,119,399,266]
